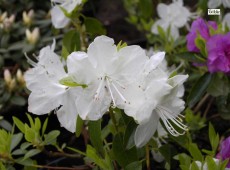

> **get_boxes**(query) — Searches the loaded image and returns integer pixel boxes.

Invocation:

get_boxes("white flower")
[23,9,34,25]
[134,73,188,147]
[25,41,80,132]
[151,0,192,40]
[192,159,230,170]
[223,13,230,29]
[67,35,148,120]
[208,0,230,8]
[51,0,82,28]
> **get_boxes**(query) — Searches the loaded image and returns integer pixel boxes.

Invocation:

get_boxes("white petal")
[134,113,159,147]
[56,88,79,133]
[62,0,82,13]
[223,0,230,8]
[208,0,221,8]
[76,82,111,120]
[223,13,230,28]
[51,6,70,29]
[87,35,117,72]
[145,52,165,73]
[157,3,169,19]
[38,45,66,81]
[115,45,148,83]
[170,25,180,40]
[67,52,97,84]
[151,20,170,35]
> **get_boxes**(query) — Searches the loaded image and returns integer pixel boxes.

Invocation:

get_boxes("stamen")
[156,106,187,136]
[106,78,116,107]
[94,78,104,100]
[24,53,37,67]
[111,82,127,103]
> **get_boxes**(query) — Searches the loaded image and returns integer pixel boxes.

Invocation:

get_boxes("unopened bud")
[8,78,16,92]
[26,27,40,44]
[16,69,25,86]
[4,69,12,85]
[0,12,7,22]
[23,9,34,26]
[3,14,15,31]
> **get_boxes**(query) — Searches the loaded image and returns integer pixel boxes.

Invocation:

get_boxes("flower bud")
[0,12,7,22]
[4,69,12,85]
[8,78,16,92]
[23,9,34,26]
[3,14,15,31]
[26,27,40,44]
[16,69,25,86]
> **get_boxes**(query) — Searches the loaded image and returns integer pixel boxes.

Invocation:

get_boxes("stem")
[109,107,118,132]
[193,93,210,113]
[146,144,151,170]
[42,149,82,158]
[203,97,214,118]
[33,164,90,170]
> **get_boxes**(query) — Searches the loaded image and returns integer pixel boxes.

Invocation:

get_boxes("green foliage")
[84,17,106,36]
[187,73,212,108]
[62,30,81,59]
[185,108,206,131]
[59,76,88,88]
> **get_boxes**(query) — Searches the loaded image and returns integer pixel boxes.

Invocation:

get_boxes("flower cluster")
[186,18,230,74]
[151,0,193,40]
[217,136,230,168]
[25,36,188,147]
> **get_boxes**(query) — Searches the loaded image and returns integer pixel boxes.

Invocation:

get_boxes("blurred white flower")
[0,12,7,23]
[151,0,193,40]
[25,41,80,132]
[25,27,40,44]
[223,13,230,29]
[23,9,34,26]
[67,35,148,120]
[2,14,15,31]
[208,0,230,8]
[16,69,25,86]
[51,0,82,28]
[4,69,12,85]
[192,159,230,170]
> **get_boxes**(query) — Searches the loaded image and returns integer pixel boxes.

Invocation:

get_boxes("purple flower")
[206,33,230,74]
[216,136,230,168]
[186,18,217,52]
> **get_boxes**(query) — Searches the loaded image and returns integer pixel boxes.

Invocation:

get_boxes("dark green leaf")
[10,95,26,106]
[187,73,212,108]
[112,133,138,167]
[76,115,84,137]
[10,133,23,151]
[124,161,142,170]
[44,130,60,145]
[188,143,203,161]
[42,117,49,136]
[88,120,105,157]
[23,149,41,160]
[138,0,153,19]
[62,30,81,59]
[176,52,206,63]
[84,17,106,36]
[124,120,137,149]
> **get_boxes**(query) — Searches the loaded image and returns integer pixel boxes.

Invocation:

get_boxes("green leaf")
[20,142,32,150]
[157,25,166,41]
[84,17,106,36]
[62,30,81,59]
[15,157,34,166]
[112,133,138,167]
[26,114,35,129]
[190,161,200,170]
[207,73,230,97]
[176,52,206,63]
[75,115,84,137]
[10,95,26,106]
[0,119,13,131]
[42,117,49,136]
[88,120,105,157]
[10,133,23,151]
[138,0,153,19]
[159,144,177,166]
[44,130,60,145]
[195,35,207,57]
[124,161,142,170]
[209,123,219,153]
[86,145,111,170]
[188,143,203,161]
[23,149,41,160]
[124,120,137,149]
[25,125,36,143]
[13,117,25,133]
[187,73,212,108]
[59,76,88,88]
[206,156,218,170]
[34,117,41,132]
[117,40,127,51]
